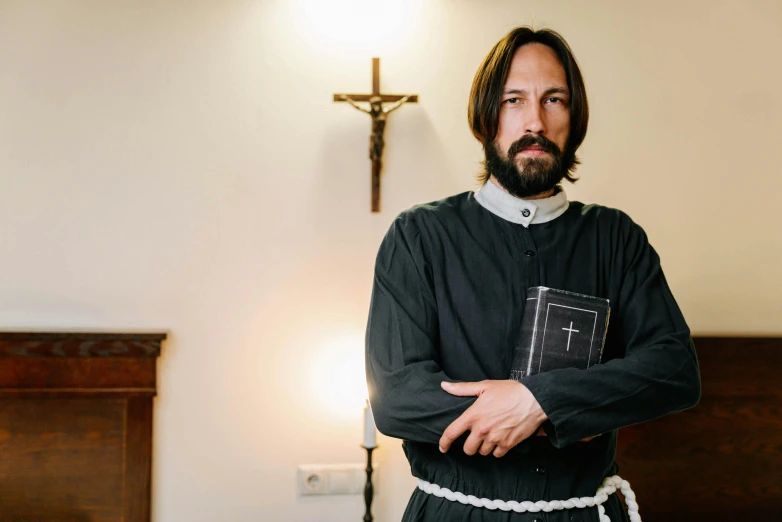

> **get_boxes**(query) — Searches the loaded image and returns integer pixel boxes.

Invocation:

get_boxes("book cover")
[509,287,610,381]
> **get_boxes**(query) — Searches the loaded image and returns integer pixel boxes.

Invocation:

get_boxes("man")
[365,27,701,522]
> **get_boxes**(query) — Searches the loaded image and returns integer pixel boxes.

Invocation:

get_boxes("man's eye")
[504,98,520,104]
[546,97,563,104]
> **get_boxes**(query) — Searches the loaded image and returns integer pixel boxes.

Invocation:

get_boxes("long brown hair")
[469,27,589,184]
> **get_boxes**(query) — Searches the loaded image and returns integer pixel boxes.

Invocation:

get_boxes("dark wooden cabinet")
[615,336,782,521]
[0,332,165,522]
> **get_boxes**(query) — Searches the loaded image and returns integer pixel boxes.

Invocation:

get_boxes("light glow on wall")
[309,332,368,420]
[293,0,420,54]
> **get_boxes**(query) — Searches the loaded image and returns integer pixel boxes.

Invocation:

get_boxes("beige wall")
[0,1,780,521]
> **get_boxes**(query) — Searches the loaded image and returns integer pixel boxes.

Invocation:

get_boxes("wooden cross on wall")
[334,58,418,213]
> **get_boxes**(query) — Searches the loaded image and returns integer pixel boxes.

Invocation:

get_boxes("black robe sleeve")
[522,218,702,448]
[365,215,476,444]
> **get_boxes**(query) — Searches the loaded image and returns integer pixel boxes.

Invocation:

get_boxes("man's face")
[489,43,571,197]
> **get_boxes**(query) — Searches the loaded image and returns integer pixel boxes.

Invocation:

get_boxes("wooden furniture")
[0,332,166,522]
[615,336,782,522]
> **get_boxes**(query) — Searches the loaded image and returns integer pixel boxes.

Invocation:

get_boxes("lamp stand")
[361,445,376,522]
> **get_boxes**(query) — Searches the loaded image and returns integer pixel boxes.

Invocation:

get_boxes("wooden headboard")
[0,332,165,522]
[615,336,782,521]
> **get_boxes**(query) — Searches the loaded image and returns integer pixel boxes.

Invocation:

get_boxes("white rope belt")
[416,474,640,522]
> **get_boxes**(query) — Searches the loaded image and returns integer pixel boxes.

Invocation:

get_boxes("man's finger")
[441,381,484,397]
[439,413,472,453]
[493,445,509,458]
[462,430,484,456]
[478,439,496,456]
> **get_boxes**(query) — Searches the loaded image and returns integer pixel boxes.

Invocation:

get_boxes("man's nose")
[525,104,546,135]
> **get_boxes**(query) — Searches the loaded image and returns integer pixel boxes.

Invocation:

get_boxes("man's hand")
[438,380,547,458]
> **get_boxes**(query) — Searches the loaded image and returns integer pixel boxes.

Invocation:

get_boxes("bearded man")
[365,26,701,522]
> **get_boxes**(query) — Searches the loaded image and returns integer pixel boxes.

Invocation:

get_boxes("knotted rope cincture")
[416,474,640,522]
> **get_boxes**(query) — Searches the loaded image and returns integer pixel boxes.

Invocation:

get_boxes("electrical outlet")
[298,466,328,495]
[297,464,374,496]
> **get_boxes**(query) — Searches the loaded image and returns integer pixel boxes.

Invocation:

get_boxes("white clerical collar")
[474,180,569,227]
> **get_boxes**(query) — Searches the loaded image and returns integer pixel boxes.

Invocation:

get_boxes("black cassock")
[365,188,701,522]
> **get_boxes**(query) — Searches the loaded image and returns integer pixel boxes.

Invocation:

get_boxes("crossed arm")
[366,217,701,456]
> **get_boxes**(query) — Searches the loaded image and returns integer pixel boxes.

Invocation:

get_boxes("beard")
[483,134,569,199]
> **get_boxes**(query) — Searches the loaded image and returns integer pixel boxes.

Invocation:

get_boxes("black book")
[510,287,610,381]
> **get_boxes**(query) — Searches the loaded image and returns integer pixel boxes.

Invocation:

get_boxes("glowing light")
[309,332,368,420]
[293,0,419,53]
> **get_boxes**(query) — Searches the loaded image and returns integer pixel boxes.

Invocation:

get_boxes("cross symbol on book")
[562,321,580,351]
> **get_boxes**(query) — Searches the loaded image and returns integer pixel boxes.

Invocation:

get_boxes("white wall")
[0,1,780,521]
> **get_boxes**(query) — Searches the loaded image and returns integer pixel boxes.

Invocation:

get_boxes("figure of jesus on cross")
[334,58,418,212]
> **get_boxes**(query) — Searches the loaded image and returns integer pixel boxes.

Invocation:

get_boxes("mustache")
[507,134,561,157]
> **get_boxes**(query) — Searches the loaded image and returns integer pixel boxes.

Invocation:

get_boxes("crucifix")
[334,58,418,213]
[562,321,580,352]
